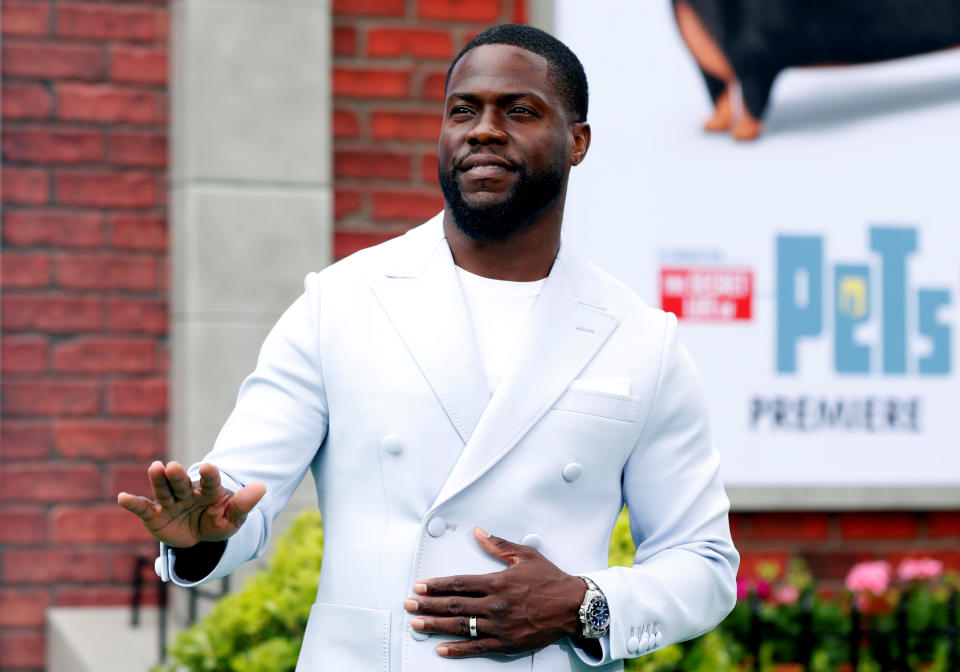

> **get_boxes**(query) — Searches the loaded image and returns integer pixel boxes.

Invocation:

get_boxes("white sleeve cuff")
[568,633,611,667]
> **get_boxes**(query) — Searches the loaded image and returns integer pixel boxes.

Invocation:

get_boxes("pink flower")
[755,580,772,600]
[774,586,800,605]
[736,578,749,601]
[845,560,892,595]
[897,557,943,581]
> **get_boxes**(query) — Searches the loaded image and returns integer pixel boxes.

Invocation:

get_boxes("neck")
[443,203,564,282]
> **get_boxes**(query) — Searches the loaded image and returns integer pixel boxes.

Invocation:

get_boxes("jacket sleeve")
[155,273,329,586]
[575,313,739,665]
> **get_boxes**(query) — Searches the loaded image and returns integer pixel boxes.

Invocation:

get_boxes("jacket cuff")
[574,570,664,663]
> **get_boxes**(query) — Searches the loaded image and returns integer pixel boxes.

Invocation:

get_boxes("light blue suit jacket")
[157,213,739,671]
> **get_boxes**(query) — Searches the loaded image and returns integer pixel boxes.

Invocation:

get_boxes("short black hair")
[445,24,589,123]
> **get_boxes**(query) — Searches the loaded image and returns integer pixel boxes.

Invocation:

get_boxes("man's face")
[438,45,573,241]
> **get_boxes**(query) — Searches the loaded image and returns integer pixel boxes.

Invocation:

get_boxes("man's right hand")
[117,460,266,549]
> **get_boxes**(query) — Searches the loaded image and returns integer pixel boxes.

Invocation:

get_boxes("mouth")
[456,153,516,180]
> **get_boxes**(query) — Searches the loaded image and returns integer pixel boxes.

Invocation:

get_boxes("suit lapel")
[430,246,620,510]
[371,217,490,445]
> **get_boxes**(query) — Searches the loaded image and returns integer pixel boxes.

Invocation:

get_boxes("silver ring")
[469,615,478,638]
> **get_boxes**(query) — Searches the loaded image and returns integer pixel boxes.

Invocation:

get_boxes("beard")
[438,156,565,242]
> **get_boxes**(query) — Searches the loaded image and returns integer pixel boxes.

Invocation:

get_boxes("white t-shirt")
[455,266,546,392]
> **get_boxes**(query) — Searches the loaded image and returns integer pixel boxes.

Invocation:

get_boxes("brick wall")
[732,511,960,594]
[1,1,169,669]
[331,0,528,259]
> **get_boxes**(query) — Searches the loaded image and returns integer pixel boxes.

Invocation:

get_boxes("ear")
[570,122,591,166]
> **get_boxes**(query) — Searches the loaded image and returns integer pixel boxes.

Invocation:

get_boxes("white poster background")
[556,1,960,500]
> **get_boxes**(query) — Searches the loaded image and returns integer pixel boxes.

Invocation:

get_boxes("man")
[118,24,738,671]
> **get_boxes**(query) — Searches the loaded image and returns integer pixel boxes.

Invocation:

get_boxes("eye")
[449,105,474,117]
[508,105,535,116]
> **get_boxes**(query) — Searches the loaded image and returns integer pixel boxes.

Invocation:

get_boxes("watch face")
[587,596,610,630]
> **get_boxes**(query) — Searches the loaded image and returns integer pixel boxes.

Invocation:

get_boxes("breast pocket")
[551,387,645,423]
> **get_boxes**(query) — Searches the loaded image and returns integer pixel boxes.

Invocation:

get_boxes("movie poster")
[556,0,960,498]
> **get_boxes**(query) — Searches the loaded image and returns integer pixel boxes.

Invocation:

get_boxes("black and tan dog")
[673,0,960,140]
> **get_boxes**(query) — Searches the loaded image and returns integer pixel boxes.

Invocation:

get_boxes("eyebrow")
[447,92,546,106]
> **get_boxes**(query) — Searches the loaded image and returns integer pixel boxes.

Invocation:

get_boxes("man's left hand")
[404,527,587,658]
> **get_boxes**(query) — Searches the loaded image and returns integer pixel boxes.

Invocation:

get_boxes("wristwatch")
[577,576,610,638]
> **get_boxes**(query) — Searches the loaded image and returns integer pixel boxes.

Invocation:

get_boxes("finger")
[148,461,176,507]
[164,461,193,500]
[225,482,266,524]
[437,638,501,658]
[414,573,491,596]
[117,492,158,521]
[404,595,486,616]
[197,463,222,497]
[411,615,491,638]
[474,527,528,566]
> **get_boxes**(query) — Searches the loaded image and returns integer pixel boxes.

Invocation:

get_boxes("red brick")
[371,111,440,141]
[108,297,167,334]
[52,337,156,373]
[800,550,876,580]
[335,188,363,219]
[417,0,502,22]
[421,152,439,184]
[3,125,105,163]
[335,149,410,180]
[512,0,528,24]
[3,547,107,583]
[334,229,406,260]
[736,551,789,581]
[2,82,53,119]
[332,0,405,16]
[0,462,101,502]
[2,209,103,248]
[1,379,100,416]
[107,378,167,417]
[928,512,960,537]
[0,630,45,668]
[0,421,49,460]
[333,107,361,139]
[57,83,160,123]
[367,28,453,59]
[750,513,831,541]
[333,25,357,56]
[333,67,412,99]
[728,512,749,541]
[1,252,50,288]
[1,335,48,373]
[56,585,140,607]
[0,589,51,627]
[1,39,105,80]
[53,504,153,543]
[110,213,167,250]
[2,167,49,204]
[56,170,158,208]
[0,506,48,542]
[2,293,104,332]
[885,549,960,572]
[108,131,167,167]
[111,544,163,583]
[372,190,443,223]
[2,1,51,36]
[54,419,160,460]
[54,251,157,290]
[109,44,167,84]
[56,3,163,41]
[839,512,918,540]
[422,71,446,101]
[107,463,153,497]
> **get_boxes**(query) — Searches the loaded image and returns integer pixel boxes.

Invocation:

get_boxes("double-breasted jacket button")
[654,630,663,647]
[426,516,446,537]
[520,533,541,549]
[381,434,402,456]
[638,631,650,650]
[562,462,583,482]
[626,635,640,654]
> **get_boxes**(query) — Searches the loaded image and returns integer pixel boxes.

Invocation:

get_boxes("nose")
[465,108,507,145]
